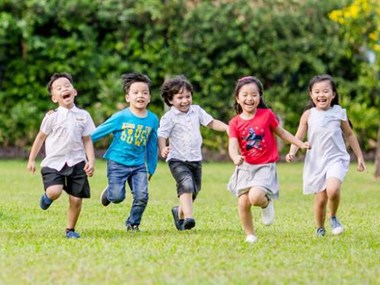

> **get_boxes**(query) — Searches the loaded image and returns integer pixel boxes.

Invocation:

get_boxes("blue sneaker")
[171,206,184,230]
[66,230,80,239]
[40,193,52,210]
[316,227,326,237]
[330,216,344,235]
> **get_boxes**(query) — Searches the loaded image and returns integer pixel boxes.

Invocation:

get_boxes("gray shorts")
[227,162,279,199]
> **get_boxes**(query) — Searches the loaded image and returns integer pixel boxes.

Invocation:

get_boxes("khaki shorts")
[227,162,279,199]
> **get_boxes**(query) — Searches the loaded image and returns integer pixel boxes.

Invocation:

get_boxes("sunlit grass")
[0,160,379,284]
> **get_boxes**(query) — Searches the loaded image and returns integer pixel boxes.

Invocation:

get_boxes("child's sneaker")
[330,216,344,235]
[66,230,80,239]
[100,187,110,207]
[183,218,196,230]
[171,206,184,230]
[245,234,258,243]
[39,193,52,210]
[261,199,275,226]
[126,224,140,232]
[315,227,326,237]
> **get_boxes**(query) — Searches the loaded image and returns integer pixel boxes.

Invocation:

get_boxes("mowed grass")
[0,160,379,285]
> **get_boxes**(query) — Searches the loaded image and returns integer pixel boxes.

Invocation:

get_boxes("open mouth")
[63,94,71,100]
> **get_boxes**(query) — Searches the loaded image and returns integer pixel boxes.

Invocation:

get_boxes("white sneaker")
[261,199,275,226]
[245,235,258,243]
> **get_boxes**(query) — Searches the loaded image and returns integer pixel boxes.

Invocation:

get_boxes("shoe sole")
[332,227,344,235]
[100,188,110,207]
[183,219,195,230]
[171,207,182,230]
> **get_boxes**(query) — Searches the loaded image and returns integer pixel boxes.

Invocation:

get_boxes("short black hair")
[47,72,73,94]
[121,72,151,94]
[160,75,193,106]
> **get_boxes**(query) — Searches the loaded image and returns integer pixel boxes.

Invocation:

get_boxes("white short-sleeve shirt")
[158,105,213,161]
[40,105,95,171]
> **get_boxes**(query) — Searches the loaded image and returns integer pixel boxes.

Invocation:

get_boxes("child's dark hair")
[121,72,151,94]
[233,76,268,114]
[305,74,339,110]
[160,75,193,106]
[47,72,73,94]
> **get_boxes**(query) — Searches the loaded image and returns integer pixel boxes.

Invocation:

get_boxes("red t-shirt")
[229,108,280,164]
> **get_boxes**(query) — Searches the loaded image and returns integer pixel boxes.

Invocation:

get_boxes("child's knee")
[108,184,125,203]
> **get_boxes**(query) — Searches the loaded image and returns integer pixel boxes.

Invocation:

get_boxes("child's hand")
[160,146,170,159]
[232,155,244,166]
[84,162,94,177]
[285,153,294,163]
[27,160,36,174]
[301,142,311,150]
[357,158,366,172]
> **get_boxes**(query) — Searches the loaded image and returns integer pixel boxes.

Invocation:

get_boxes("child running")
[227,76,310,243]
[286,74,366,237]
[158,75,229,231]
[91,72,158,232]
[27,72,96,239]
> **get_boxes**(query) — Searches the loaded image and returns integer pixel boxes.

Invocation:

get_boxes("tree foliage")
[0,0,378,153]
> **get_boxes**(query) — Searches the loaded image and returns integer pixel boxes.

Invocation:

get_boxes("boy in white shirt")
[158,75,228,230]
[27,72,95,239]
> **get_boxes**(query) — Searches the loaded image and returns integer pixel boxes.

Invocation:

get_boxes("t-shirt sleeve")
[40,113,54,135]
[197,106,213,126]
[228,117,238,139]
[83,111,96,136]
[268,109,280,130]
[157,113,172,139]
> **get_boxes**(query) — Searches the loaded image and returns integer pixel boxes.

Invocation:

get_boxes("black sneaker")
[171,206,184,230]
[40,194,52,210]
[183,218,196,230]
[126,224,140,232]
[100,187,110,207]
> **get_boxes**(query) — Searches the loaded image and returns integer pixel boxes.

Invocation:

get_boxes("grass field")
[0,160,379,285]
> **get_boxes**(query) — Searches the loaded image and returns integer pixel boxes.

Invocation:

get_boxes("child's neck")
[240,110,257,120]
[129,106,147,117]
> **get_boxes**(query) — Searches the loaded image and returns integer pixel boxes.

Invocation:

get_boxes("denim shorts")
[168,159,202,199]
[41,161,90,198]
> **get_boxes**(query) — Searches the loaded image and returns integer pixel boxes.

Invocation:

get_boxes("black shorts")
[41,161,91,198]
[168,159,202,200]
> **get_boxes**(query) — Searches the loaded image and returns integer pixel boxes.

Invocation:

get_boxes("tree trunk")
[375,121,380,179]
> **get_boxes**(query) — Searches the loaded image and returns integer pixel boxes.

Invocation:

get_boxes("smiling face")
[169,87,192,113]
[309,80,336,111]
[125,82,151,113]
[50,77,77,109]
[236,82,261,116]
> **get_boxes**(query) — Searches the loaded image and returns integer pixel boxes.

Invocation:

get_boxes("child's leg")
[325,177,342,217]
[314,191,328,228]
[45,185,64,200]
[248,187,268,208]
[178,193,193,220]
[67,195,82,230]
[238,193,254,236]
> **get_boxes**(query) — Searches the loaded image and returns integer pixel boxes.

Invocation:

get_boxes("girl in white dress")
[286,74,366,237]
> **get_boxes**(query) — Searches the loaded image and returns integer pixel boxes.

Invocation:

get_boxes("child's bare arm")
[158,136,170,159]
[341,120,366,172]
[228,138,244,166]
[27,131,47,174]
[83,135,95,177]
[285,111,309,162]
[207,119,229,134]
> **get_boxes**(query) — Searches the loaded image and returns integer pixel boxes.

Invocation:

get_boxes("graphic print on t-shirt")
[243,127,265,157]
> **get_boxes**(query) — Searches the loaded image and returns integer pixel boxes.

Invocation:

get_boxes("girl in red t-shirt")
[227,76,310,243]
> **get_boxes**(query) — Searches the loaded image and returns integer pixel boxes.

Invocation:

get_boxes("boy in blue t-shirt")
[91,72,158,231]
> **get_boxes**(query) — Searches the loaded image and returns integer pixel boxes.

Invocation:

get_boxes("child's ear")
[51,95,58,103]
[125,94,130,102]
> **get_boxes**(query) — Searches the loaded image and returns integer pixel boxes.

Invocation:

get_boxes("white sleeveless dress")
[303,105,350,194]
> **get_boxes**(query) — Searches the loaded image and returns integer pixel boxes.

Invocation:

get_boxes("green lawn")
[0,160,379,285]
